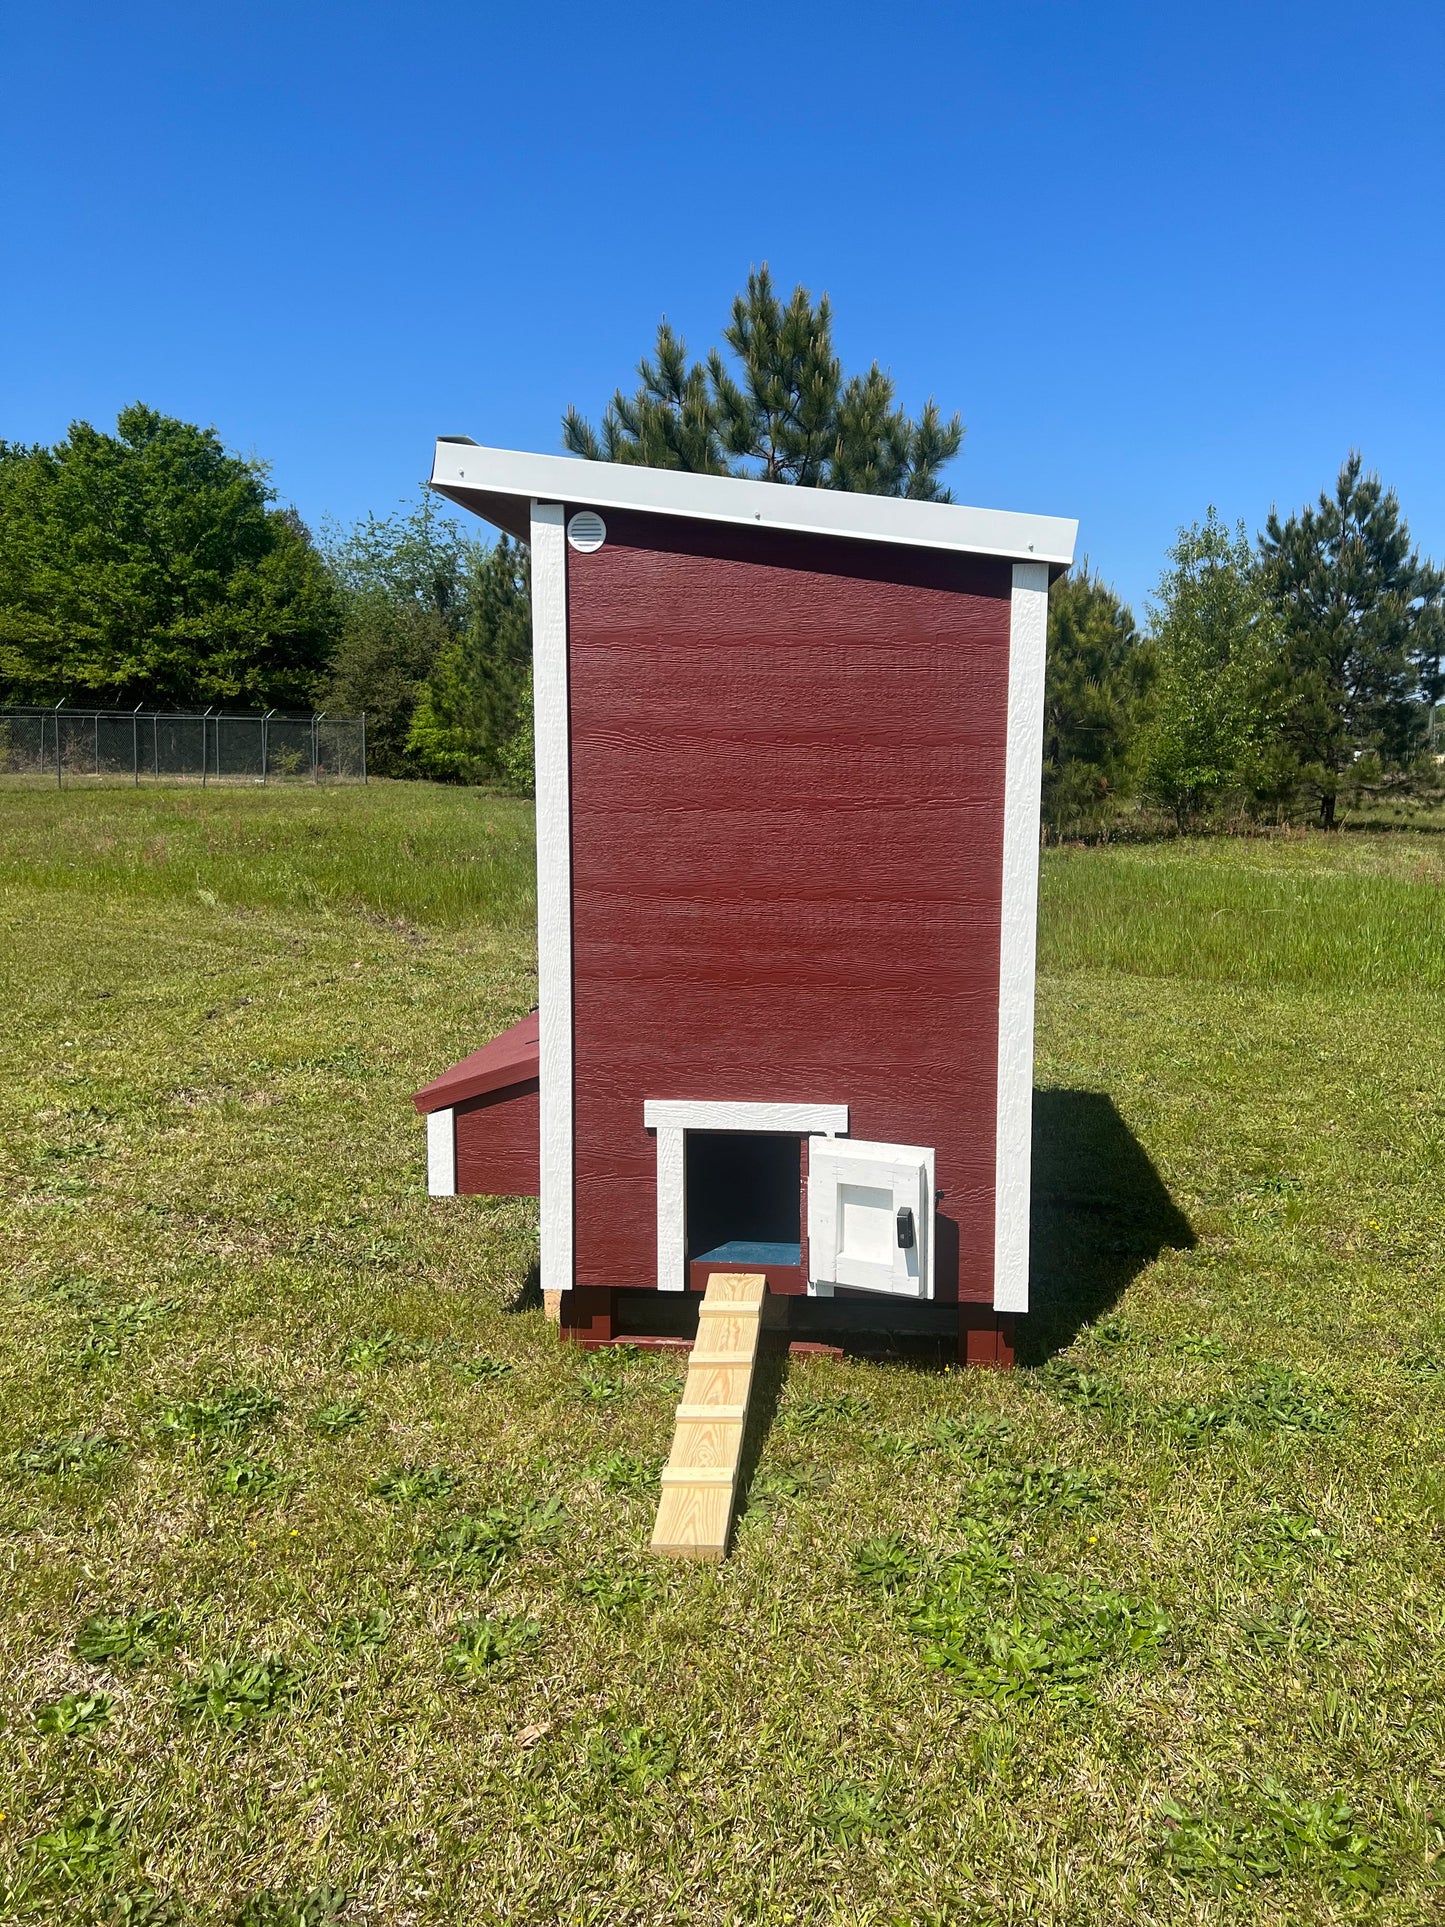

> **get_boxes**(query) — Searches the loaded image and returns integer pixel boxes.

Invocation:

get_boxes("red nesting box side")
[414,1012,540,1198]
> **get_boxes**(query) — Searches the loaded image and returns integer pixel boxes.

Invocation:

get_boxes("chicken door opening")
[685,1131,801,1268]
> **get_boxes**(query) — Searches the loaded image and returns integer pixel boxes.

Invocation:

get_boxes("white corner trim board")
[434,440,1077,568]
[532,501,574,1297]
[426,1108,456,1197]
[644,1100,848,1293]
[993,561,1050,1315]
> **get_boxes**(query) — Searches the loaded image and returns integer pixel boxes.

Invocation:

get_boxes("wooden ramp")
[650,1272,766,1562]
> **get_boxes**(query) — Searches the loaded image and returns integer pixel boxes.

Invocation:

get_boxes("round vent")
[567,510,607,554]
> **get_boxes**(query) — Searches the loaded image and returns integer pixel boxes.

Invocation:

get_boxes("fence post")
[360,712,367,784]
[312,713,324,785]
[202,707,213,788]
[54,701,64,789]
[262,709,274,785]
[133,704,142,786]
[95,712,100,777]
[153,713,160,781]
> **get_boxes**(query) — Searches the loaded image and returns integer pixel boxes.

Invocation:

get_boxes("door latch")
[896,1206,915,1250]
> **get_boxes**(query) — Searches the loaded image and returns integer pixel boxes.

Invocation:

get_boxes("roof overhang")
[430,439,1077,569]
[413,1010,539,1114]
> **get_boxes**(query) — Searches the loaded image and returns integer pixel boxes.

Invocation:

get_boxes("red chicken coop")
[413,440,1076,1365]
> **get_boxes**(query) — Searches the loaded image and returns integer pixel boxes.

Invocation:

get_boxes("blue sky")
[4,1,1441,613]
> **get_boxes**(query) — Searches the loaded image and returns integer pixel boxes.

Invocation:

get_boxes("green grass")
[1,788,1442,1923]
[0,780,536,928]
[1041,832,1445,989]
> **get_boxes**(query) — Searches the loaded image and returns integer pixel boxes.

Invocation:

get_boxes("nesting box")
[414,442,1076,1364]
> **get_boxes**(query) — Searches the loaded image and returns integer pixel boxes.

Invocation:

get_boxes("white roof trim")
[431,440,1077,567]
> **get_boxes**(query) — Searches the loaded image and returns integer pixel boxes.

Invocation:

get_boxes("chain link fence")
[0,708,367,785]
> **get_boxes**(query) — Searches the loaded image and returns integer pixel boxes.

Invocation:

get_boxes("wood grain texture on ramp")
[650,1273,766,1561]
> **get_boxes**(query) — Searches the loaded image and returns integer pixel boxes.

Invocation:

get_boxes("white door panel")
[807,1136,935,1299]
[839,1183,893,1268]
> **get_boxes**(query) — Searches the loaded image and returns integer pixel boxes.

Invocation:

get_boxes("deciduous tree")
[320,491,475,774]
[1142,512,1282,829]
[0,405,339,707]
[323,492,533,787]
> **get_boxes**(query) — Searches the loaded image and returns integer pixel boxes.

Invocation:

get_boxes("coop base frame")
[558,1286,1016,1368]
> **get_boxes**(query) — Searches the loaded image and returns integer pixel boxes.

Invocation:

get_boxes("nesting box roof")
[412,1010,538,1115]
[430,440,1077,571]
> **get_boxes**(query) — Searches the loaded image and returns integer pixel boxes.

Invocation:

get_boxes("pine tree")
[561,322,725,474]
[405,536,532,788]
[1042,565,1154,836]
[563,267,963,499]
[1259,454,1444,827]
[706,273,846,485]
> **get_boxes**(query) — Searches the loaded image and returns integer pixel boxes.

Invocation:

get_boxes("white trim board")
[643,1100,848,1135]
[426,1108,455,1197]
[992,561,1050,1315]
[644,1100,848,1294]
[532,501,574,1296]
[433,440,1077,567]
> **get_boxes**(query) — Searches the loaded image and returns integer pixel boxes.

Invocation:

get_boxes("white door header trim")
[644,1099,848,1135]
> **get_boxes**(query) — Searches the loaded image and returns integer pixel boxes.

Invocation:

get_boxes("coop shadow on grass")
[1022,1088,1195,1364]
[730,1330,792,1537]
[506,1258,542,1315]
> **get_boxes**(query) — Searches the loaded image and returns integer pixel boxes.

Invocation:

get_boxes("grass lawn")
[1,784,1442,1925]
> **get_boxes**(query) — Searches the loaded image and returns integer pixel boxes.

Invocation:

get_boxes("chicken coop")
[414,440,1076,1366]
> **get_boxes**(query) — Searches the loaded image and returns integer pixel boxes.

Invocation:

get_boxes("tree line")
[0,404,532,788]
[0,272,959,795]
[3,272,1440,823]
[562,270,1445,832]
[1048,463,1443,834]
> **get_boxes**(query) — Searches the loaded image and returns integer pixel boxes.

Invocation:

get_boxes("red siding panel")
[454,1081,540,1198]
[566,511,1012,1303]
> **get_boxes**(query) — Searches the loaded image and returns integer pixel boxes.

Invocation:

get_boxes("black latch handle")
[896,1206,915,1250]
